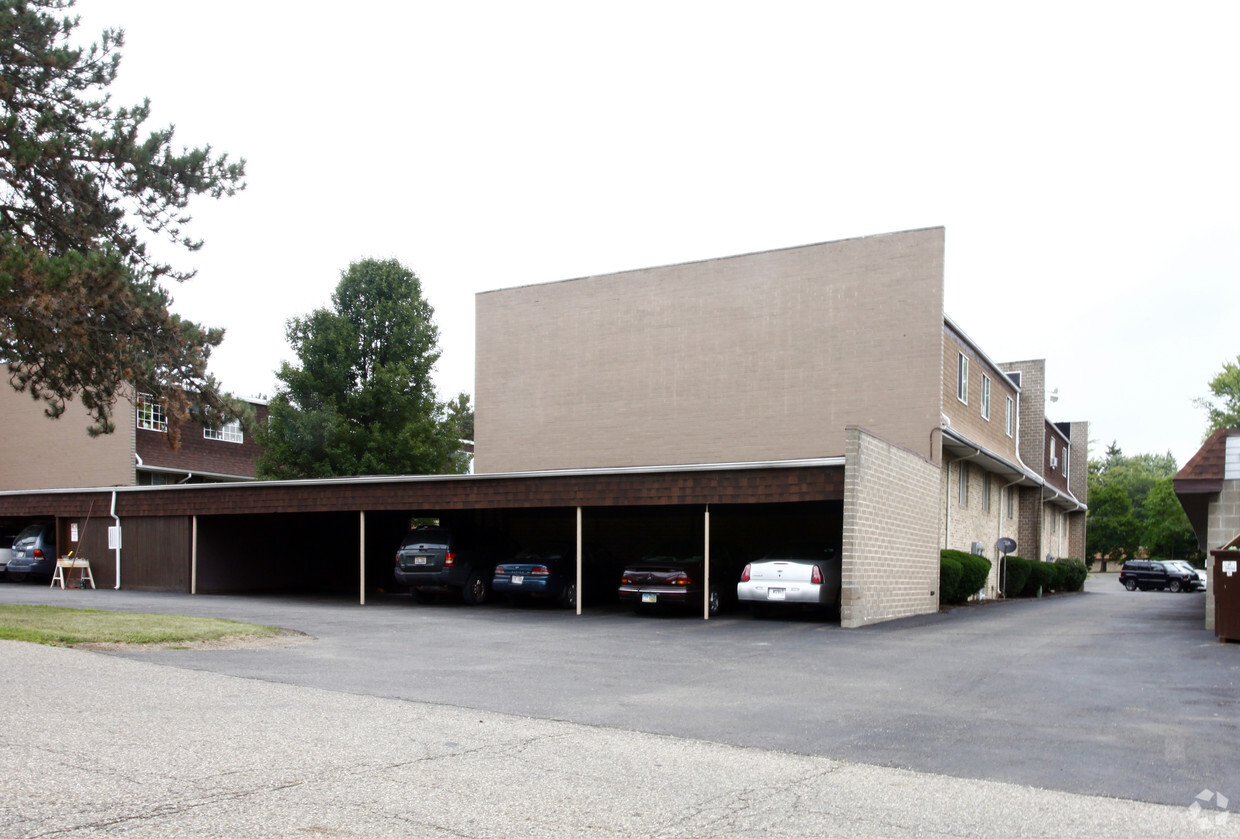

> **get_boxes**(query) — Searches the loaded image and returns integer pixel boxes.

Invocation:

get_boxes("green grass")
[0,605,283,647]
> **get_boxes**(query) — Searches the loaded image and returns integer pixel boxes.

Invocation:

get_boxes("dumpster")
[1213,537,1240,643]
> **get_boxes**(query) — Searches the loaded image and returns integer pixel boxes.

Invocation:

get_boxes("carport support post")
[576,506,583,616]
[359,511,366,606]
[191,515,198,595]
[703,504,710,621]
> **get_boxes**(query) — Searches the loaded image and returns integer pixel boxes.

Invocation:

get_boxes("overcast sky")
[76,1,1238,470]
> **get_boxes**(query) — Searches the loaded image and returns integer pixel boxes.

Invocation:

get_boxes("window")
[1005,396,1014,437]
[981,375,991,420]
[1052,511,1058,533]
[1062,444,1069,477]
[1050,438,1058,471]
[136,394,167,432]
[1006,486,1014,519]
[982,472,991,513]
[957,354,969,404]
[957,461,968,506]
[204,419,243,444]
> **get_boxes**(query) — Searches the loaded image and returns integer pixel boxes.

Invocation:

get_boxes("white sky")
[76,1,1239,470]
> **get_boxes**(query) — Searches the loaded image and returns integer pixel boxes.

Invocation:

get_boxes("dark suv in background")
[393,525,502,605]
[1118,560,1199,593]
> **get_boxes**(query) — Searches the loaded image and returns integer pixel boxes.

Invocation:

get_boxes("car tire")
[558,580,577,610]
[708,586,721,617]
[410,587,435,604]
[462,573,490,606]
[1169,579,1182,593]
[1124,579,1137,591]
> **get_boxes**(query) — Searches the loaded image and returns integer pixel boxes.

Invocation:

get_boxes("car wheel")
[1169,579,1182,593]
[1124,579,1137,591]
[708,586,721,617]
[410,587,435,604]
[462,573,490,605]
[558,580,577,609]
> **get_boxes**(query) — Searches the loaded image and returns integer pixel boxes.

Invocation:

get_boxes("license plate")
[511,575,524,585]
[413,556,428,565]
[767,588,786,601]
[641,592,658,604]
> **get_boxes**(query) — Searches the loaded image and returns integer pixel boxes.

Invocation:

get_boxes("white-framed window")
[958,461,968,506]
[136,394,167,433]
[982,471,991,513]
[204,419,243,444]
[957,353,969,404]
[1005,396,1014,437]
[1062,444,1069,477]
[1006,486,1014,519]
[981,375,991,420]
[1050,438,1058,472]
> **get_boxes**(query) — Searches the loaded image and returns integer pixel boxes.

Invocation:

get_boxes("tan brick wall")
[0,378,134,491]
[939,458,1019,597]
[1002,359,1045,474]
[941,330,1020,461]
[475,228,946,473]
[841,427,941,627]
[1206,481,1240,630]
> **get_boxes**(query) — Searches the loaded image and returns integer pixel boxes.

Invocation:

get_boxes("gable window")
[957,354,969,404]
[981,375,991,420]
[136,394,167,433]
[204,419,243,444]
[957,461,968,506]
[1005,397,1014,437]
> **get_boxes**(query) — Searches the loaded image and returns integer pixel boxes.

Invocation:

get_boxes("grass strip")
[0,604,282,647]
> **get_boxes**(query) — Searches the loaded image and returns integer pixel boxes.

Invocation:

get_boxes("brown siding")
[941,327,1020,459]
[136,403,268,479]
[476,228,946,472]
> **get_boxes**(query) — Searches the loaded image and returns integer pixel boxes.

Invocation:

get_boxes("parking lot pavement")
[1,573,1238,815]
[1,639,1227,839]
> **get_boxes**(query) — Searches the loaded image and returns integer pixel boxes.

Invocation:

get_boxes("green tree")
[257,258,467,479]
[1142,476,1199,560]
[0,0,246,443]
[1194,354,1240,437]
[446,391,474,442]
[1086,480,1139,569]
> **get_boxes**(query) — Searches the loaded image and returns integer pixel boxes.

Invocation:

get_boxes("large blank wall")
[476,228,946,472]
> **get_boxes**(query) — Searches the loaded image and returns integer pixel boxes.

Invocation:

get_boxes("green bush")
[1055,557,1088,592]
[1001,556,1030,598]
[1025,560,1058,596]
[940,550,992,604]
[940,555,963,604]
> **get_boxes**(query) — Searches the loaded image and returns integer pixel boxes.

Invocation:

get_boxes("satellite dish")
[997,537,1017,554]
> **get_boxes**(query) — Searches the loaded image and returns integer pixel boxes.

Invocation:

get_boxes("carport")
[0,459,846,619]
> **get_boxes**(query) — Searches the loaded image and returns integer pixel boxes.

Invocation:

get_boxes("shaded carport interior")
[0,461,845,610]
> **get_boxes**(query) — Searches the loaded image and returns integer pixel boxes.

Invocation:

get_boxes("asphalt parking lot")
[2,572,1238,829]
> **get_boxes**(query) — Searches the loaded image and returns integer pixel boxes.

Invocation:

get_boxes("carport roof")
[0,458,847,519]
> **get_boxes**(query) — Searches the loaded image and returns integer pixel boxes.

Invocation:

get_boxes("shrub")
[1001,556,1031,598]
[940,550,992,604]
[940,555,963,604]
[1055,557,1088,592]
[1025,560,1058,596]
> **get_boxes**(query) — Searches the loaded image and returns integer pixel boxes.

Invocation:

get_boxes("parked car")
[393,525,501,605]
[737,542,842,618]
[618,545,743,616]
[492,542,617,608]
[1118,559,1199,593]
[6,523,57,582]
[1164,560,1207,590]
[0,533,14,574]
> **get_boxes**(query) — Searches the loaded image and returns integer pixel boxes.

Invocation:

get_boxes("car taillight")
[670,573,692,586]
[531,565,550,576]
[32,549,44,559]
[621,574,634,585]
[394,554,400,565]
[811,565,823,584]
[494,565,505,575]
[740,564,751,582]
[444,551,456,567]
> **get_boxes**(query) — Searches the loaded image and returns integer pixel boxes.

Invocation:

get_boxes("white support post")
[191,515,198,595]
[359,511,366,606]
[703,504,711,621]
[576,506,583,616]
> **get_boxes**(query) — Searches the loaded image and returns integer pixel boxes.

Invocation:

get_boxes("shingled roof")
[1173,426,1240,549]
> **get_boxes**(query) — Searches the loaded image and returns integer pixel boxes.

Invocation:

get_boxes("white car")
[737,542,842,618]
[1166,560,1207,590]
[0,533,15,573]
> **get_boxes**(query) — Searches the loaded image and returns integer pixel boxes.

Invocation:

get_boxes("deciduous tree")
[0,0,245,442]
[1194,354,1240,437]
[257,258,467,479]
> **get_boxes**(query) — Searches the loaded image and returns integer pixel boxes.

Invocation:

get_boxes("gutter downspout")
[110,490,121,590]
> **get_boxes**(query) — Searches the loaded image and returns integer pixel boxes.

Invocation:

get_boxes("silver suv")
[7,524,57,582]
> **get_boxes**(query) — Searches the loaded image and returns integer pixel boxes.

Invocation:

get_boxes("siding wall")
[841,427,941,627]
[941,329,1020,459]
[476,228,946,473]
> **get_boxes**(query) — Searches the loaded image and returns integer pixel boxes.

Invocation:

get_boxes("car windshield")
[516,546,569,561]
[13,525,43,549]
[640,550,703,563]
[402,528,450,548]
[765,543,835,561]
